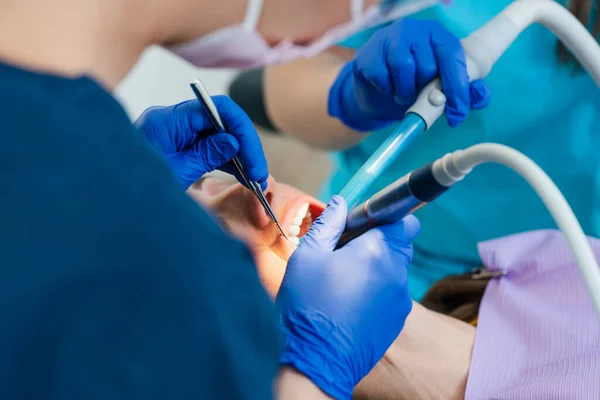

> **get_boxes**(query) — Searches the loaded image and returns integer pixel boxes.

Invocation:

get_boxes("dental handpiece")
[336,161,456,249]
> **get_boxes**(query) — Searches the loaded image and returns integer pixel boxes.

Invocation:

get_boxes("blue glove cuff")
[279,310,359,400]
[328,62,396,133]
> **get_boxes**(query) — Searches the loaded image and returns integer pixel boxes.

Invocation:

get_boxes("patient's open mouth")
[283,197,324,248]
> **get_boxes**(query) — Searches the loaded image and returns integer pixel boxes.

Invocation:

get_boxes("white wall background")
[115,46,238,120]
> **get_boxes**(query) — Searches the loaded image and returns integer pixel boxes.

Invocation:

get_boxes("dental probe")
[337,143,600,321]
[340,0,600,208]
[190,78,287,239]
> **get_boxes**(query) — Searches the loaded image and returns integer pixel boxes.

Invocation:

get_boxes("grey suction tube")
[408,0,600,128]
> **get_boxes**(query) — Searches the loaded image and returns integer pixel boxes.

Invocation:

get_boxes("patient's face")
[188,176,325,297]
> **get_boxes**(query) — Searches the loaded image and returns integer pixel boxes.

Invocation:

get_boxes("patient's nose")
[263,177,277,200]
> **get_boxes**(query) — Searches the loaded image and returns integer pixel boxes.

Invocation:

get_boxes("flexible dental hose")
[431,144,600,319]
[409,0,600,125]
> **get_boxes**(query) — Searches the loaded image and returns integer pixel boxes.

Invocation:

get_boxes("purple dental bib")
[466,230,600,399]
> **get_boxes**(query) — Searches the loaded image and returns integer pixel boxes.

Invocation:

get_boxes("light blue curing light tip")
[339,113,426,208]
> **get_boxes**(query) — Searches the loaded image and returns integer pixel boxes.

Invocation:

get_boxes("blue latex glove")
[328,18,491,131]
[277,195,419,399]
[135,96,268,190]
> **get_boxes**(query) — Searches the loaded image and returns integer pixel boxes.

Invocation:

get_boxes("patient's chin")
[269,234,296,262]
[253,247,289,299]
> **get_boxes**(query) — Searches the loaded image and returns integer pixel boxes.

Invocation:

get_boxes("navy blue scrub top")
[0,61,281,399]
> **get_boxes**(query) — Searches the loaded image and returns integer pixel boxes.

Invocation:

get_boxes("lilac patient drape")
[466,230,600,399]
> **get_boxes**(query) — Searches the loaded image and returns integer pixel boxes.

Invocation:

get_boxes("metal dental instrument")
[190,79,286,238]
[190,78,287,239]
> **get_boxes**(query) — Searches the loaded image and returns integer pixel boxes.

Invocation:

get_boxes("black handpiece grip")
[334,162,450,250]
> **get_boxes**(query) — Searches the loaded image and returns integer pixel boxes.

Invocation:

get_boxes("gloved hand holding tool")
[277,195,420,399]
[135,96,268,190]
[328,18,492,132]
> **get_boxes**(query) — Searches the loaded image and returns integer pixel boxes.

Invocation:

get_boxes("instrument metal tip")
[274,220,288,240]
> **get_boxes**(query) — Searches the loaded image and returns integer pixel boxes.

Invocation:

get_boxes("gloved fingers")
[343,215,419,280]
[429,23,470,127]
[353,29,395,98]
[346,214,419,255]
[170,99,216,151]
[135,105,188,154]
[411,34,439,92]
[299,195,348,251]
[212,95,269,189]
[376,214,420,249]
[469,80,492,110]
[385,23,417,102]
[175,133,240,188]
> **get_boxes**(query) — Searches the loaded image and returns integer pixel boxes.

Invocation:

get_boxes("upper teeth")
[297,203,309,218]
[288,203,311,249]
[288,225,300,236]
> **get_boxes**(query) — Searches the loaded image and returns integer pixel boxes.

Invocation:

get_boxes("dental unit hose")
[337,143,600,320]
[340,0,600,207]
[410,0,600,127]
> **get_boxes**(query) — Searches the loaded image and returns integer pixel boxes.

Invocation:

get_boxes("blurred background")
[116,46,331,197]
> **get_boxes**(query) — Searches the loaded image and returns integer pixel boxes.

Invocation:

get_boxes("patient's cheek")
[253,249,288,299]
[250,235,294,299]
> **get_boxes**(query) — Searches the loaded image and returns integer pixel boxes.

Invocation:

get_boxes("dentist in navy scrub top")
[0,0,422,399]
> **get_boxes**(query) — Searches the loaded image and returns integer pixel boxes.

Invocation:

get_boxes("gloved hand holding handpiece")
[135,96,268,190]
[277,195,420,399]
[328,18,492,132]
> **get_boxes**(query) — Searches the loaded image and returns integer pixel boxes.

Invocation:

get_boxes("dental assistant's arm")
[265,50,363,150]
[264,19,492,150]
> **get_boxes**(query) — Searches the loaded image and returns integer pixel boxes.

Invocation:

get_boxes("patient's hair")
[558,0,600,65]
[421,273,488,324]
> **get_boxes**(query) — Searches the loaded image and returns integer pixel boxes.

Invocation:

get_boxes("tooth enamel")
[288,225,300,236]
[296,203,309,219]
[286,203,311,244]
